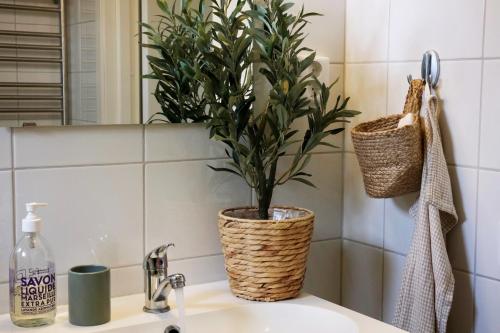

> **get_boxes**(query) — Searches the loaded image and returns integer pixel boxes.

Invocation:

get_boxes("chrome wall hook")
[421,50,440,89]
[406,50,440,93]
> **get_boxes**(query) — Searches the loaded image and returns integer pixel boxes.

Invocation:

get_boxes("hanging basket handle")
[402,79,425,115]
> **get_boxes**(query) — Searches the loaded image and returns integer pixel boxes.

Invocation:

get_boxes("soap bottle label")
[11,266,56,316]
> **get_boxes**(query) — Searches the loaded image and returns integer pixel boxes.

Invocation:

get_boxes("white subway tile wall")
[0,125,342,312]
[0,171,13,283]
[447,166,478,273]
[13,125,143,167]
[381,251,405,324]
[145,159,250,259]
[388,0,484,61]
[144,124,225,162]
[342,0,500,331]
[342,240,383,320]
[304,239,342,303]
[293,0,345,63]
[383,192,416,255]
[0,124,345,312]
[448,270,474,333]
[0,285,7,314]
[480,60,500,170]
[345,0,390,62]
[343,153,384,246]
[273,154,343,241]
[14,164,144,274]
[344,63,388,152]
[482,0,500,58]
[474,276,500,333]
[476,170,500,280]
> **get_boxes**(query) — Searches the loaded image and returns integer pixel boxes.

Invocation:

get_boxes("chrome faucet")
[143,243,186,313]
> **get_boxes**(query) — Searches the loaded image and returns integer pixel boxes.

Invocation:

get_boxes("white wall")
[3,1,499,332]
[341,0,500,332]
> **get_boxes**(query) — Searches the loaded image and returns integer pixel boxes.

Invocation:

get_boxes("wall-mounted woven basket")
[351,79,425,198]
[218,206,314,302]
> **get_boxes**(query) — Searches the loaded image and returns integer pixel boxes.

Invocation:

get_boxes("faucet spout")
[169,273,186,290]
[152,273,186,302]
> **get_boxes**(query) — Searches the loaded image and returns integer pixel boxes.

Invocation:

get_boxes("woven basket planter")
[218,206,314,302]
[351,79,425,198]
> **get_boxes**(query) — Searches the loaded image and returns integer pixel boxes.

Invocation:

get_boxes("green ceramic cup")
[68,265,111,326]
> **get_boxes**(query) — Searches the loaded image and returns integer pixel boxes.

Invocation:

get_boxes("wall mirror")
[0,0,151,127]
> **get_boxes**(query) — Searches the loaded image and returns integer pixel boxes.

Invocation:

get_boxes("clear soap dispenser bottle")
[9,203,56,328]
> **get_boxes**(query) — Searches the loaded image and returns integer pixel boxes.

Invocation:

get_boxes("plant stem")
[257,195,269,220]
[248,126,270,220]
[256,156,279,220]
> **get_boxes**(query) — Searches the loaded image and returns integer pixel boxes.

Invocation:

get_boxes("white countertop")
[0,281,406,333]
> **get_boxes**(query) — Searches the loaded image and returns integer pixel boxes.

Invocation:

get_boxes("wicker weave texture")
[351,79,425,198]
[218,206,314,302]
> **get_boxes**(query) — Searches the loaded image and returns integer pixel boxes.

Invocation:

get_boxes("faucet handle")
[144,243,174,273]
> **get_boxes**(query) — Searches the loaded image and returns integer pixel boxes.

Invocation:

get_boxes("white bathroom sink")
[0,281,406,333]
[103,303,358,333]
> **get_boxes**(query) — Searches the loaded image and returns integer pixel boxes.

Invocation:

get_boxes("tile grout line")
[339,0,348,305]
[447,163,496,172]
[380,0,393,320]
[3,241,359,284]
[452,266,476,277]
[471,1,489,331]
[15,7,19,125]
[344,57,500,65]
[10,128,16,247]
[344,237,406,257]
[339,131,345,303]
[142,126,146,259]
[339,149,345,306]
[9,151,216,171]
[13,161,145,171]
[10,151,346,172]
[12,154,276,172]
[345,151,500,174]
[171,252,224,262]
[54,263,143,278]
[312,237,342,244]
[474,272,500,284]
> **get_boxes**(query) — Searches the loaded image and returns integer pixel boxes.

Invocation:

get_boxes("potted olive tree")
[143,0,359,301]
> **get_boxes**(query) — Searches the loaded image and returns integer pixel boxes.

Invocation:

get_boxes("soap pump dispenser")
[9,203,56,328]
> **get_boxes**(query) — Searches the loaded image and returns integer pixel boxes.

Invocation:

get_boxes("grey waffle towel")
[393,95,458,333]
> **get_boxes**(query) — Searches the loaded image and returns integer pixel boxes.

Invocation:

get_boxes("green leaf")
[328,128,345,135]
[290,177,316,188]
[207,165,242,177]
[318,142,340,149]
